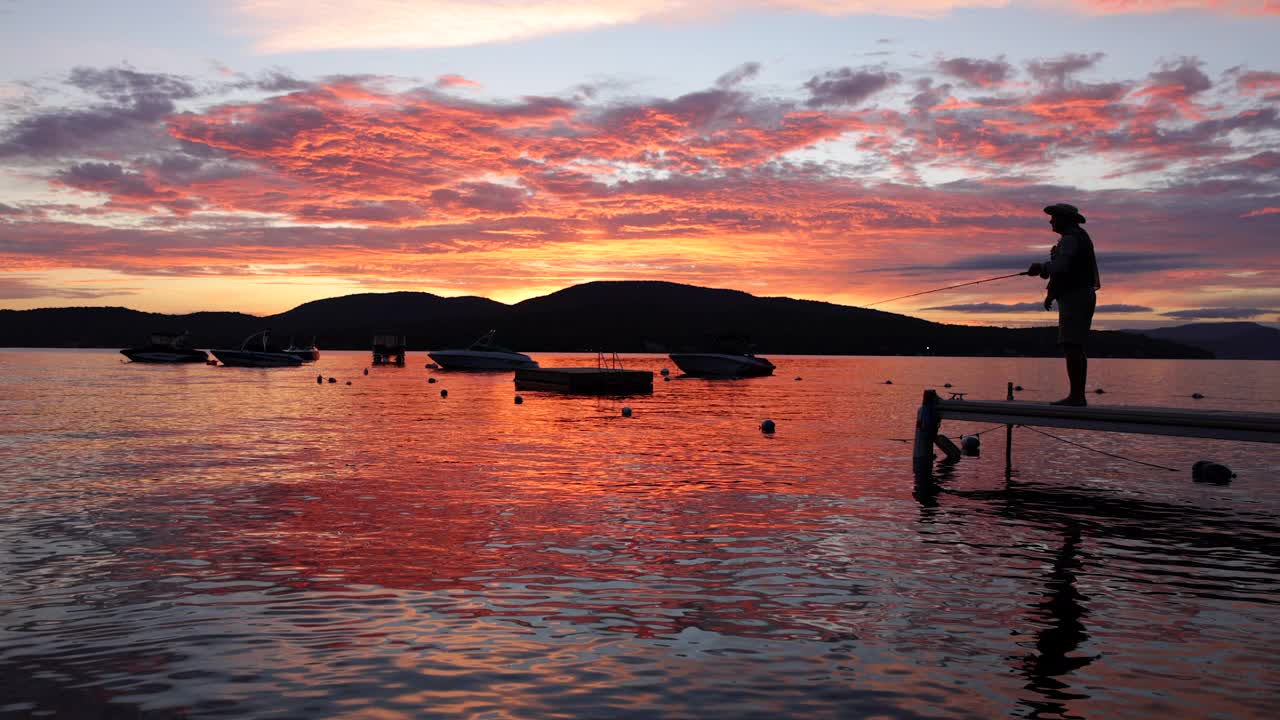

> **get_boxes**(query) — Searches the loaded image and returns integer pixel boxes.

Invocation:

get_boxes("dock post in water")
[912,390,941,482]
[1005,381,1014,477]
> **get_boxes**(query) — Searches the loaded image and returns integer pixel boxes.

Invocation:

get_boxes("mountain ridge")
[1121,322,1280,360]
[0,281,1214,359]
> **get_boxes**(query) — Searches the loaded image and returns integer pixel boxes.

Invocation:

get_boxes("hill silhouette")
[0,281,1211,358]
[1121,322,1280,360]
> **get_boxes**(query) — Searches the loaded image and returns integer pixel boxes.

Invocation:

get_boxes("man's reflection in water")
[1015,521,1097,719]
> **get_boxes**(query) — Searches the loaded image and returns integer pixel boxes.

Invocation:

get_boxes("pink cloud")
[435,74,481,89]
[1080,1,1279,16]
[2,57,1278,319]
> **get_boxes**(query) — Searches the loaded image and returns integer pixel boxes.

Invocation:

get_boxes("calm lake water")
[1,350,1278,719]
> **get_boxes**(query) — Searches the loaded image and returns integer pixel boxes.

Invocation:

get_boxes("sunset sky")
[1,1,1277,328]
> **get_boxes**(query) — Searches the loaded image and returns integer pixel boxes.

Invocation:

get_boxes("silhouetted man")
[1027,203,1100,406]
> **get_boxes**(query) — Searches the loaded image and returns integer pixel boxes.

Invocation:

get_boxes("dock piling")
[913,390,941,481]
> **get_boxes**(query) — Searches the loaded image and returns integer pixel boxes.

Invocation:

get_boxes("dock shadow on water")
[1,350,1277,718]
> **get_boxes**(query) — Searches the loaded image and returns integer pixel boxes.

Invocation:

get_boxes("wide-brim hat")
[1044,203,1086,224]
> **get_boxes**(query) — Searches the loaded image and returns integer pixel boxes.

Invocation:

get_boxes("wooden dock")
[913,387,1280,478]
[515,367,653,395]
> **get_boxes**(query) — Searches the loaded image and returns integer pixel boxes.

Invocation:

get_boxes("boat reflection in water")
[119,330,208,363]
[210,329,305,367]
[428,329,538,370]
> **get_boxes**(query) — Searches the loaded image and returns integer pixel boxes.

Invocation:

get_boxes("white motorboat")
[668,352,776,378]
[670,337,775,377]
[211,330,305,367]
[120,331,208,363]
[428,330,538,371]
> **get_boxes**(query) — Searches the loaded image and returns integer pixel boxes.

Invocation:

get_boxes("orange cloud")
[3,58,1278,321]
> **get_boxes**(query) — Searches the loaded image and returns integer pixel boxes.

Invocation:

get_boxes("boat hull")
[120,348,209,363]
[427,349,538,371]
[669,353,775,378]
[210,349,304,367]
[284,347,320,362]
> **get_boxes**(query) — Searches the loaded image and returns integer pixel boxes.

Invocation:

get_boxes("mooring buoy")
[664,376,671,382]
[1192,460,1235,484]
[961,435,980,456]
[761,419,776,434]
[363,368,369,376]
[944,383,953,388]
[660,368,670,376]
[515,396,523,405]
[327,377,336,384]
[1095,388,1106,394]
[621,406,632,417]
[884,380,893,385]
[1192,393,1204,399]
[316,374,323,384]
[428,377,437,383]
[1014,385,1024,392]
[440,389,448,398]
[345,381,351,385]
[795,377,802,381]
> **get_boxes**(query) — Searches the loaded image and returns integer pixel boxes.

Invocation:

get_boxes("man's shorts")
[1057,287,1096,345]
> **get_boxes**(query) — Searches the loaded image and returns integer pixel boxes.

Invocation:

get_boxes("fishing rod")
[866,272,1027,307]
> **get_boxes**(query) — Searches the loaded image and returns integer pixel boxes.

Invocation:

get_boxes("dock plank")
[935,398,1280,444]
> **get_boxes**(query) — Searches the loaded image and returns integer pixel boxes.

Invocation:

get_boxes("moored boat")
[669,336,775,378]
[120,331,209,363]
[211,330,305,367]
[668,352,776,377]
[428,330,538,370]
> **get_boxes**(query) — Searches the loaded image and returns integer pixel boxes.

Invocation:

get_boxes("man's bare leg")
[1052,344,1088,406]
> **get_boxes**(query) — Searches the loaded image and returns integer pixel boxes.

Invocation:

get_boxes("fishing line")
[1019,425,1180,472]
[866,272,1027,307]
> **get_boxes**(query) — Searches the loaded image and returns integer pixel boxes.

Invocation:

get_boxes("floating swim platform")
[514,367,653,395]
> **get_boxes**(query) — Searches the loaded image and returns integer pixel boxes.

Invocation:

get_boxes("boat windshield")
[468,330,516,353]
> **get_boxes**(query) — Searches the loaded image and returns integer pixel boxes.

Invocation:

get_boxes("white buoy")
[961,435,980,455]
[440,389,448,398]
[515,395,523,404]
[761,419,775,434]
[621,406,632,417]
[660,368,670,376]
